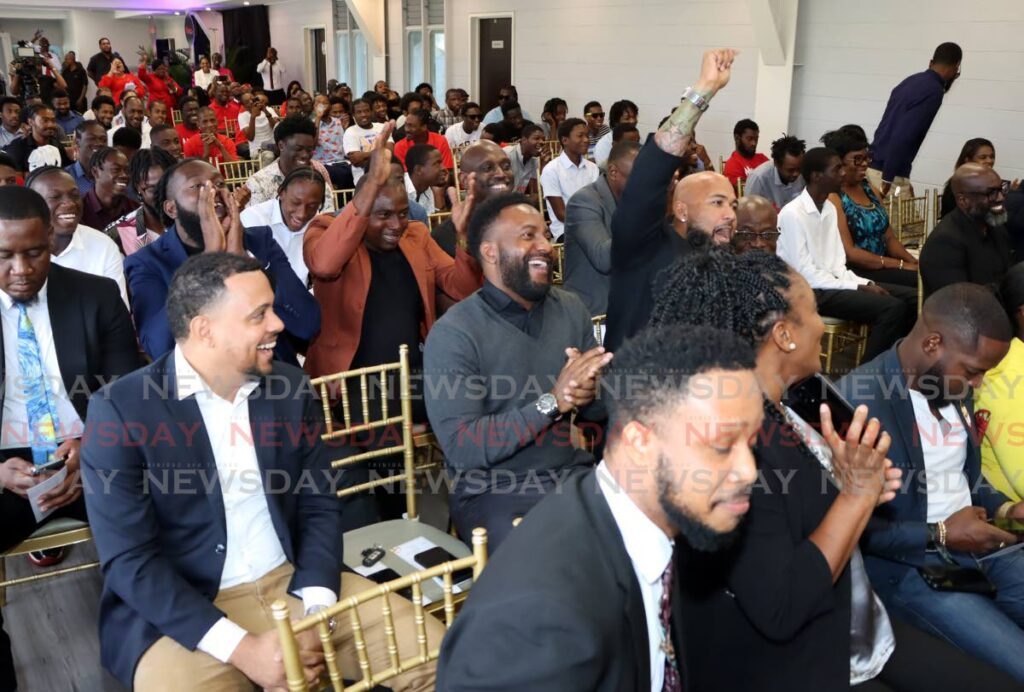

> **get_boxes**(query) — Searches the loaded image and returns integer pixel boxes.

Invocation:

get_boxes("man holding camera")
[9,39,66,104]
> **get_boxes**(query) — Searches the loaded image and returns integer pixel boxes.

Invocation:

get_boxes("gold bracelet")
[996,501,1015,520]
[899,259,904,270]
[937,519,947,547]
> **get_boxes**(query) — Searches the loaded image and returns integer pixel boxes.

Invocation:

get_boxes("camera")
[10,41,44,99]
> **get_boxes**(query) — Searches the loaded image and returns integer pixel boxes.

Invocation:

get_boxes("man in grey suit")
[563,141,640,316]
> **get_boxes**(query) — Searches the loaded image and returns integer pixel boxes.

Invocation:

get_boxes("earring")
[789,343,797,351]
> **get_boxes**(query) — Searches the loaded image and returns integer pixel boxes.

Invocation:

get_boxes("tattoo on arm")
[654,92,712,158]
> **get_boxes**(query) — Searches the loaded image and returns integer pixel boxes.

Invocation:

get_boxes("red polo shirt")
[183,132,238,162]
[393,131,454,170]
[210,100,242,134]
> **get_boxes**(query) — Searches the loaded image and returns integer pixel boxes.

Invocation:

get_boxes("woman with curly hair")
[651,248,1016,691]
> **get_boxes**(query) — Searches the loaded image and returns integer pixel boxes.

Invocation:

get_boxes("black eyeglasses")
[734,228,781,242]
[586,112,605,119]
[463,113,483,120]
[850,154,873,167]
[964,181,1010,200]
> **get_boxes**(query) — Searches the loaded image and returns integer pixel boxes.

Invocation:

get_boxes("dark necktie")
[659,559,682,692]
[268,63,274,90]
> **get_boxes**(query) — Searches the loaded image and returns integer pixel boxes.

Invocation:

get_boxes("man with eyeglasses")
[482,85,533,126]
[920,162,1014,299]
[583,101,610,157]
[732,195,780,255]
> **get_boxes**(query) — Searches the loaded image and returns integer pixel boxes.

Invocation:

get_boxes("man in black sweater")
[604,50,739,352]
[920,162,1014,298]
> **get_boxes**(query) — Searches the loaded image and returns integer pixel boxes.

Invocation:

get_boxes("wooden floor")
[4,490,451,692]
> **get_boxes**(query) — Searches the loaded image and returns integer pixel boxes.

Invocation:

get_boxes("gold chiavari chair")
[428,211,452,230]
[591,314,607,346]
[931,188,942,230]
[333,188,355,209]
[718,155,725,174]
[541,139,561,162]
[218,158,261,190]
[171,109,183,125]
[736,177,745,197]
[551,242,565,285]
[272,528,489,692]
[820,318,869,377]
[888,193,930,249]
[0,519,98,606]
[534,157,546,213]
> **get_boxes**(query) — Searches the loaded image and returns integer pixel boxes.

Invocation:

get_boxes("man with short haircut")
[3,104,71,174]
[256,46,286,105]
[431,141,513,257]
[583,101,611,155]
[393,110,453,172]
[112,127,142,162]
[175,96,201,143]
[84,250,442,692]
[435,87,464,130]
[125,158,320,364]
[246,116,335,211]
[107,94,150,148]
[503,123,546,195]
[742,133,806,209]
[238,90,278,160]
[51,89,84,134]
[313,96,351,187]
[540,118,600,239]
[604,49,736,352]
[593,99,638,167]
[0,98,23,149]
[870,43,963,198]
[65,120,108,194]
[540,97,567,140]
[920,162,1013,299]
[0,185,139,692]
[137,59,182,112]
[436,323,761,689]
[732,194,780,254]
[210,81,242,134]
[723,118,768,187]
[840,283,1024,682]
[86,94,117,131]
[445,101,482,151]
[86,37,121,85]
[482,85,533,125]
[777,147,916,361]
[183,107,237,163]
[81,147,139,230]
[343,98,386,184]
[403,144,446,214]
[424,192,610,549]
[149,123,183,160]
[564,140,640,316]
[494,100,527,143]
[147,98,169,128]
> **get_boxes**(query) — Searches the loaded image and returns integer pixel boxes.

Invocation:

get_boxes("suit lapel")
[883,349,925,472]
[46,266,87,401]
[246,384,291,547]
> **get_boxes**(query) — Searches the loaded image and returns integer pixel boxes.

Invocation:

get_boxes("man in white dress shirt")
[777,146,915,362]
[257,47,287,106]
[540,118,600,239]
[82,251,444,691]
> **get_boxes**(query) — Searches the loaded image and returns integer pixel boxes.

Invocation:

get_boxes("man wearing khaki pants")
[82,251,442,691]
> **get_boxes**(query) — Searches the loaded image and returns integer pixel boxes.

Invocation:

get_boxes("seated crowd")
[3,35,1024,692]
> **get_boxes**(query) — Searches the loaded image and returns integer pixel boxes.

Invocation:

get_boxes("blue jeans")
[882,550,1024,682]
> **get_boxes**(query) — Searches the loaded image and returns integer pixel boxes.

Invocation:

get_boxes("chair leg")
[0,556,7,607]
[824,332,835,376]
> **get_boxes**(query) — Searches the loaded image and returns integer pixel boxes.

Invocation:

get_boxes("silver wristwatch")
[305,604,337,633]
[536,393,561,420]
[680,87,709,113]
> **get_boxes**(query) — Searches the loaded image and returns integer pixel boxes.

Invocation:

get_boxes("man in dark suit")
[563,140,640,316]
[0,185,139,691]
[82,252,443,691]
[124,157,320,365]
[436,324,763,691]
[840,283,1024,682]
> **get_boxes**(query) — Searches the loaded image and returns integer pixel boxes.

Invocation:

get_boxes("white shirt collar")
[795,188,824,217]
[558,151,588,171]
[54,225,88,258]
[596,461,674,585]
[174,345,260,404]
[0,280,48,311]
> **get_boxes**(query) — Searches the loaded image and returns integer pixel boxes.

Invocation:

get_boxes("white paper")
[26,466,68,522]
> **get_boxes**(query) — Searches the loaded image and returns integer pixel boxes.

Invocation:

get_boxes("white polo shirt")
[540,152,599,239]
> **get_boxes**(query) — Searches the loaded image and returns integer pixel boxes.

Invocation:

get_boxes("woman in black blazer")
[651,248,1018,691]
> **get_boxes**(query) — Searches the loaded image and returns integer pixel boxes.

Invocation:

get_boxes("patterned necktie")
[16,303,60,465]
[659,558,682,692]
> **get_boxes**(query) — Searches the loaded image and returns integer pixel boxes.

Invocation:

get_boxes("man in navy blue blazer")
[839,283,1024,682]
[124,157,320,365]
[82,252,442,691]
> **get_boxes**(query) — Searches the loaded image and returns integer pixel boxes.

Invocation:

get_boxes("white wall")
[0,19,64,51]
[268,0,335,92]
[64,11,161,102]
[789,0,1024,189]
[155,16,187,59]
[445,0,759,163]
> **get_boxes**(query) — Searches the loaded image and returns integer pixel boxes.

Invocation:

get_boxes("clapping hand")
[820,403,898,505]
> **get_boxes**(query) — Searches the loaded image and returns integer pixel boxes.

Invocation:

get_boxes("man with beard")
[52,89,84,135]
[175,96,201,144]
[435,323,762,688]
[869,43,962,199]
[604,49,738,353]
[86,37,121,86]
[3,104,71,175]
[107,94,150,148]
[431,140,513,257]
[125,158,320,364]
[723,118,768,187]
[65,120,108,193]
[423,192,611,549]
[840,283,1024,682]
[88,94,116,131]
[920,162,1013,299]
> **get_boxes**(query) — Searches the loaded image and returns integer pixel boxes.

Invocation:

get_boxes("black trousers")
[853,616,1023,691]
[815,283,917,362]
[265,88,287,106]
[0,447,88,692]
[322,162,355,191]
[854,267,919,289]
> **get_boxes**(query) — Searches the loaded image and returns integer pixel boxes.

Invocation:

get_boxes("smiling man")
[246,116,335,211]
[107,94,150,149]
[3,104,72,175]
[81,147,138,231]
[431,140,513,257]
[125,158,320,364]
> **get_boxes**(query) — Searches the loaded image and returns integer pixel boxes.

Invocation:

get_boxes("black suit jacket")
[436,470,686,692]
[0,264,140,424]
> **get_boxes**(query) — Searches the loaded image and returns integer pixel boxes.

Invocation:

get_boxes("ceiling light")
[204,6,212,10]
[243,1,250,4]
[174,10,181,14]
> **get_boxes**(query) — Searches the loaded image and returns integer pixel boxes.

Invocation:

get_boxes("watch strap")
[680,87,709,113]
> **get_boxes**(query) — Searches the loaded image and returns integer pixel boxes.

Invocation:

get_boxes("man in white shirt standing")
[256,47,287,106]
[777,146,915,361]
[343,98,386,185]
[540,118,599,239]
[82,251,445,692]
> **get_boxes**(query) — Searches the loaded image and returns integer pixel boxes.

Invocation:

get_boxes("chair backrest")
[888,194,930,247]
[272,527,489,692]
[551,242,565,284]
[718,155,725,174]
[333,188,354,209]
[308,344,418,518]
[172,109,183,125]
[224,119,237,139]
[428,211,451,230]
[591,314,606,346]
[736,177,745,197]
[541,139,561,162]
[218,158,261,190]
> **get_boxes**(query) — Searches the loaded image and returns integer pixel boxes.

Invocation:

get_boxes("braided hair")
[649,247,794,348]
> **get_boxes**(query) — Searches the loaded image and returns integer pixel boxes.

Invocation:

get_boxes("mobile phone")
[784,373,857,434]
[918,565,996,596]
[31,456,66,476]
[991,518,1024,535]
[414,546,472,584]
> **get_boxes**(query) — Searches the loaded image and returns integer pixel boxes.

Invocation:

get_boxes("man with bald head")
[431,140,513,257]
[605,49,738,351]
[920,162,1014,298]
[732,195,780,254]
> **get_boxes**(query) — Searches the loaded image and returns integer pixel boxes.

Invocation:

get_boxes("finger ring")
[999,542,1007,549]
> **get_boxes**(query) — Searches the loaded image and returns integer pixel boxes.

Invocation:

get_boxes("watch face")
[538,393,558,415]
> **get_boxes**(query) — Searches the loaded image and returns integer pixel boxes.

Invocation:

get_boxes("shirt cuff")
[196,617,248,664]
[299,586,338,612]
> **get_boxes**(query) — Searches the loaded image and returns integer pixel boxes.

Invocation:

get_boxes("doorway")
[306,27,327,94]
[472,15,512,113]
